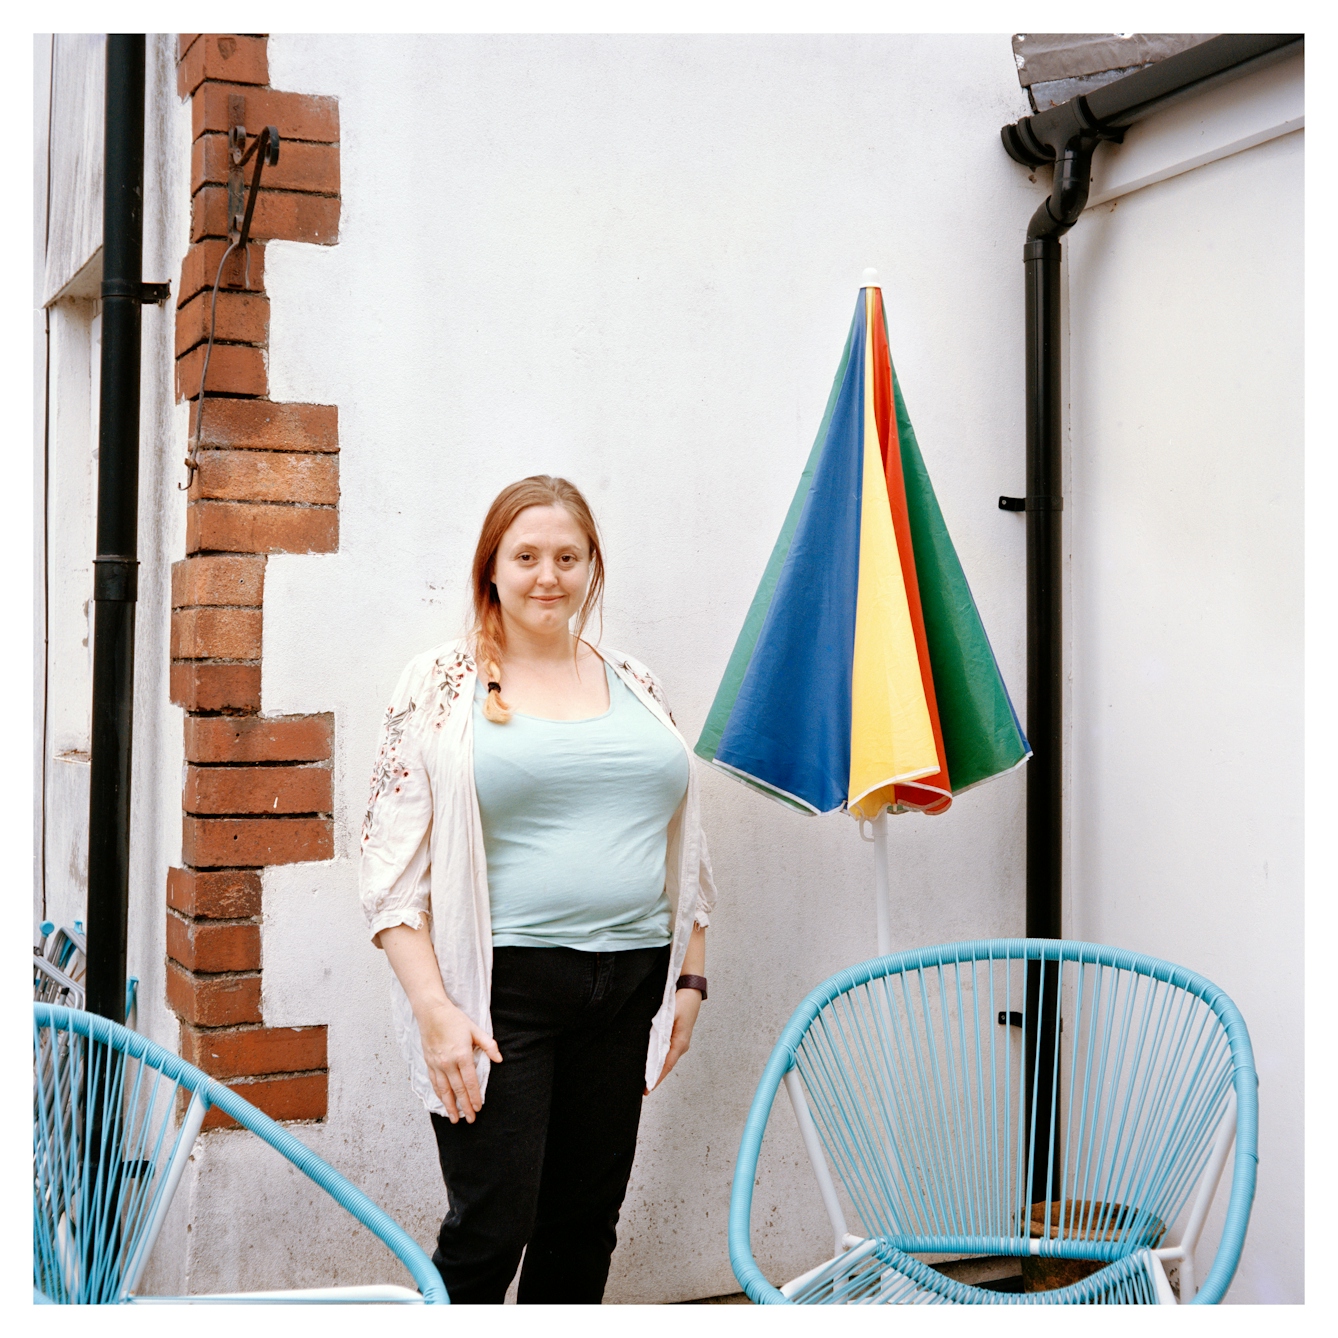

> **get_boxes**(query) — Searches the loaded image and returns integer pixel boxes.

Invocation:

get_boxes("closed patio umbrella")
[696,275,1029,951]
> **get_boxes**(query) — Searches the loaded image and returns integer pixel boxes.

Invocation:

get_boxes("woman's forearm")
[377,922,454,1022]
[682,923,706,977]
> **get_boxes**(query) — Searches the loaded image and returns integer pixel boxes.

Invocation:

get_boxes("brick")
[167,913,261,973]
[188,500,338,555]
[168,866,262,919]
[192,185,340,245]
[190,450,339,505]
[179,239,265,307]
[181,1023,327,1080]
[166,961,262,1027]
[172,554,266,608]
[170,661,262,712]
[184,764,332,816]
[201,1072,327,1129]
[179,34,202,62]
[190,400,338,453]
[176,343,268,400]
[193,133,340,196]
[194,83,340,144]
[183,816,334,868]
[185,713,333,764]
[171,606,263,660]
[176,289,269,358]
[178,34,268,100]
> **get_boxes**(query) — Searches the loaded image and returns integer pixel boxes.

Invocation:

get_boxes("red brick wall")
[169,34,341,1125]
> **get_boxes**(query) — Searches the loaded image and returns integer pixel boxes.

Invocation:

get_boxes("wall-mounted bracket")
[999,495,1064,512]
[227,120,281,253]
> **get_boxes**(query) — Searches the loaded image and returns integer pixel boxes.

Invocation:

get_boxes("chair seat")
[787,1238,1161,1305]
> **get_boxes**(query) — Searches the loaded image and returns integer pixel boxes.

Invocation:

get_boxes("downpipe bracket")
[92,556,140,603]
[100,279,171,304]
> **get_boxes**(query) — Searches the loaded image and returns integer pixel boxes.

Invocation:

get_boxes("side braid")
[481,656,511,724]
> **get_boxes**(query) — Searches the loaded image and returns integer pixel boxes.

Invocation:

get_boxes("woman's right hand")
[419,999,503,1124]
[375,922,502,1123]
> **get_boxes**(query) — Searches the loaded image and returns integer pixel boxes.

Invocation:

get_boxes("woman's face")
[492,504,593,641]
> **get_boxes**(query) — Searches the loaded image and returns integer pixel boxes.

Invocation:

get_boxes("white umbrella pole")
[873,808,891,955]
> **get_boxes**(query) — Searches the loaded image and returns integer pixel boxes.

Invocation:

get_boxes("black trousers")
[430,943,670,1304]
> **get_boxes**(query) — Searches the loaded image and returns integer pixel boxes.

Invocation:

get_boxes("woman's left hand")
[647,986,702,1093]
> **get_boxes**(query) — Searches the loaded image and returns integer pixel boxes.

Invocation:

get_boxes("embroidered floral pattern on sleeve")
[361,699,416,843]
[431,649,473,729]
[620,658,676,724]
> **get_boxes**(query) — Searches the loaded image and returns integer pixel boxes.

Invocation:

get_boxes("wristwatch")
[676,974,708,1001]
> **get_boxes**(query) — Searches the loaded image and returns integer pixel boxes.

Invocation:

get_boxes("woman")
[359,475,715,1304]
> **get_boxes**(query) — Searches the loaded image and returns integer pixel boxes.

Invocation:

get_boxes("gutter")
[997,31,1302,1199]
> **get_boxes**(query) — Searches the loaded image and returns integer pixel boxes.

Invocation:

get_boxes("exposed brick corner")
[177,34,269,101]
[169,34,341,1126]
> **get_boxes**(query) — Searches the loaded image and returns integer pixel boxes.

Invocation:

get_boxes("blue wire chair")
[730,939,1257,1305]
[33,1003,448,1304]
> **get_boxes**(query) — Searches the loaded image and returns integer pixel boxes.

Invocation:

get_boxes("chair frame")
[729,938,1258,1305]
[34,1003,448,1304]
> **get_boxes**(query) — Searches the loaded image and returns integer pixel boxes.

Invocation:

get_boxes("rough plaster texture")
[1066,130,1304,1303]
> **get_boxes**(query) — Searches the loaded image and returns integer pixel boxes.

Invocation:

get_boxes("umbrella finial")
[862,267,880,289]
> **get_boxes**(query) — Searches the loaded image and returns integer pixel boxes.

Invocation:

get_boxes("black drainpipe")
[85,34,147,1022]
[999,31,1302,1199]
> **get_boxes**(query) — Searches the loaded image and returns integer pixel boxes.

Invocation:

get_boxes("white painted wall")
[130,29,196,1078]
[1065,58,1304,1303]
[42,34,106,303]
[170,34,1038,1302]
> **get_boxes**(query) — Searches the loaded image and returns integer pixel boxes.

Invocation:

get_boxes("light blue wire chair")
[33,1003,448,1304]
[730,939,1257,1305]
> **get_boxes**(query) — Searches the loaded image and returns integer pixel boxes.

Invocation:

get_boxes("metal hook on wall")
[180,121,280,489]
[228,122,281,251]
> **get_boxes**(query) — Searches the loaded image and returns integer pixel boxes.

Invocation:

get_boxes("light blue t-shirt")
[472,661,689,951]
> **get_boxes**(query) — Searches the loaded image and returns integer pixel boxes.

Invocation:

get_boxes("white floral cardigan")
[359,638,717,1115]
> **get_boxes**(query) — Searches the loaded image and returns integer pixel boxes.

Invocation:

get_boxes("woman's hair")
[470,475,605,724]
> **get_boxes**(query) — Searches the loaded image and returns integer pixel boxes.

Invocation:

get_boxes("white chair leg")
[123,1091,208,1297]
[785,1069,850,1259]
[1155,1090,1235,1303]
[1148,1251,1178,1305]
